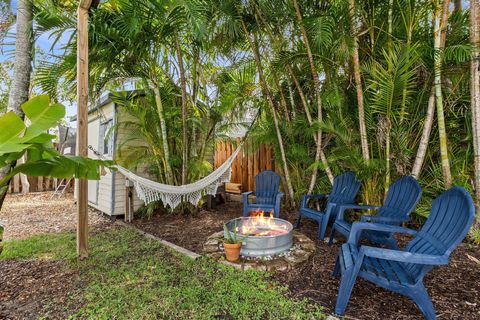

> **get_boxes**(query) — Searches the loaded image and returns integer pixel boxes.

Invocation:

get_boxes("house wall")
[86,100,152,216]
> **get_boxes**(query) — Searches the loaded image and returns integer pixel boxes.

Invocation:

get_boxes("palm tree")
[366,44,417,193]
[291,0,334,190]
[433,0,452,187]
[0,0,33,207]
[348,0,370,162]
[470,0,480,219]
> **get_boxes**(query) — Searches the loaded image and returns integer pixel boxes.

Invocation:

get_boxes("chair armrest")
[275,192,284,201]
[348,222,417,245]
[359,246,449,265]
[336,204,381,221]
[360,215,407,224]
[242,191,253,198]
[300,193,329,208]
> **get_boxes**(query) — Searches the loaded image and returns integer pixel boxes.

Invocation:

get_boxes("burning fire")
[235,210,289,236]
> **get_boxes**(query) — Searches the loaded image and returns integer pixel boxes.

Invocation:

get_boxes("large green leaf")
[9,156,114,181]
[21,95,65,141]
[0,112,26,144]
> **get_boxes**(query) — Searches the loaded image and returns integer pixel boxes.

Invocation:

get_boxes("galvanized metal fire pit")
[224,216,293,257]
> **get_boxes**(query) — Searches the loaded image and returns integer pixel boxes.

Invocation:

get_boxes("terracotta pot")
[224,242,242,262]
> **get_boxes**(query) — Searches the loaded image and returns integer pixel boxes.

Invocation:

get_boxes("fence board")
[8,175,57,194]
[215,140,275,192]
[13,175,20,193]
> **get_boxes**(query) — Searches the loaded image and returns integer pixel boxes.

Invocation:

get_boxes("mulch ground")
[132,200,480,320]
[1,192,479,319]
[0,192,112,319]
[0,259,81,320]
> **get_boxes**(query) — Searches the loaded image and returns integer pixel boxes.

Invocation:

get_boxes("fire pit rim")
[224,216,294,239]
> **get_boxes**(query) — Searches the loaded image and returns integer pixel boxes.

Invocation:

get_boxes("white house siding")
[86,101,117,215]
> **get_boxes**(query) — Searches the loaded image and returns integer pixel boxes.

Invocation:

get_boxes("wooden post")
[76,0,92,259]
[13,175,20,193]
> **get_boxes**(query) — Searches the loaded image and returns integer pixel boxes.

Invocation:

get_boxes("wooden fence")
[214,138,276,192]
[7,175,71,194]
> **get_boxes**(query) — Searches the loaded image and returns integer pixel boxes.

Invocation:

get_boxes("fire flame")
[235,209,289,236]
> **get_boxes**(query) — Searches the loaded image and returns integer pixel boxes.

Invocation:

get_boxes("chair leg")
[334,265,360,315]
[295,214,302,229]
[328,226,336,246]
[317,218,328,240]
[409,285,436,320]
[384,236,399,250]
[317,220,325,240]
[332,255,341,277]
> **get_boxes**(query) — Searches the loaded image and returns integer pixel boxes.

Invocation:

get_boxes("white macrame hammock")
[115,144,242,209]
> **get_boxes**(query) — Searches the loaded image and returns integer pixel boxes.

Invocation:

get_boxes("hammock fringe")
[115,144,242,209]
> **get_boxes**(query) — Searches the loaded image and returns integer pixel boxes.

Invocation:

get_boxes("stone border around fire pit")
[203,230,316,272]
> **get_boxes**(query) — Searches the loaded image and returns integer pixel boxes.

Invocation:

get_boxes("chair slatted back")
[326,172,361,218]
[404,187,475,282]
[255,170,281,205]
[379,176,422,220]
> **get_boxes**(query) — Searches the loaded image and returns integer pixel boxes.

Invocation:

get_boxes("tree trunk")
[274,76,291,122]
[289,66,334,185]
[0,0,33,210]
[412,2,450,179]
[433,0,452,188]
[175,36,188,185]
[292,0,334,189]
[454,0,462,12]
[241,19,296,205]
[348,0,370,161]
[152,85,174,185]
[470,0,480,223]
[286,77,296,118]
[388,0,394,47]
[411,88,436,178]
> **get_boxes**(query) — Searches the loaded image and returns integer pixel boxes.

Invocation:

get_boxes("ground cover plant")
[0,225,324,319]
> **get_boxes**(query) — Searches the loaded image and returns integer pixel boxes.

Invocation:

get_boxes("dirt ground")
[0,192,111,240]
[133,200,480,320]
[1,192,479,319]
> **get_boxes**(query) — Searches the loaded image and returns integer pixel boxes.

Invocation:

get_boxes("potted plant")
[223,223,243,262]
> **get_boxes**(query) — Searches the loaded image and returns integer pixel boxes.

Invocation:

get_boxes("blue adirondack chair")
[329,176,422,249]
[296,172,361,240]
[333,186,475,319]
[243,170,283,218]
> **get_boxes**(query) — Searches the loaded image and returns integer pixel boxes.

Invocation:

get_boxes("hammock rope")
[90,144,243,209]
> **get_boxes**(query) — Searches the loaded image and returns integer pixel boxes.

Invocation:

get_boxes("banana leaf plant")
[0,95,114,195]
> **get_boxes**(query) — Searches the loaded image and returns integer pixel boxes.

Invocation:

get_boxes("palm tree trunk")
[241,19,296,205]
[289,66,334,185]
[0,0,32,209]
[385,119,391,195]
[434,0,452,188]
[274,76,291,122]
[292,0,334,189]
[454,0,462,11]
[348,0,370,162]
[152,85,174,184]
[286,77,296,118]
[469,0,480,221]
[412,2,450,179]
[411,88,436,178]
[175,36,188,185]
[388,0,394,47]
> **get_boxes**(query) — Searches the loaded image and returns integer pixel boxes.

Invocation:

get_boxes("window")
[100,119,114,156]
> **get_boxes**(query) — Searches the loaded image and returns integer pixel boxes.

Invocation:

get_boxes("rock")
[203,244,219,253]
[266,259,290,272]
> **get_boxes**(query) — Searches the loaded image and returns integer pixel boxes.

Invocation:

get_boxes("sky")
[2,0,77,124]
